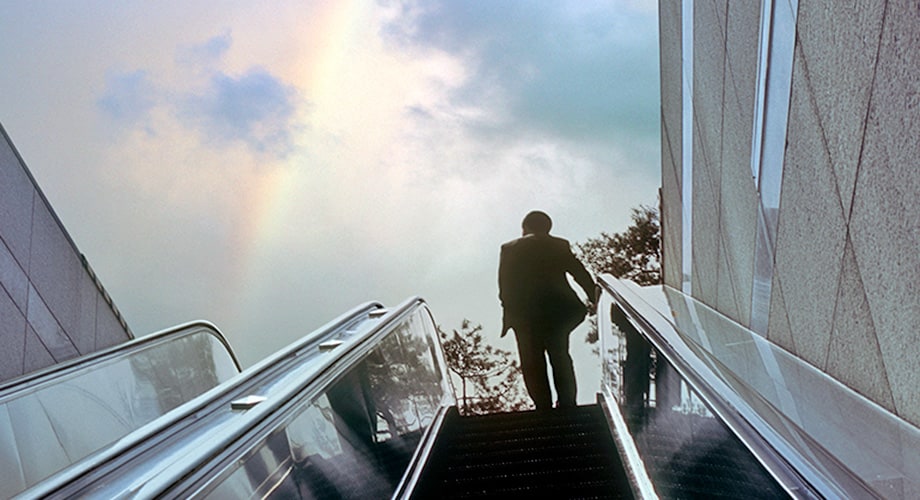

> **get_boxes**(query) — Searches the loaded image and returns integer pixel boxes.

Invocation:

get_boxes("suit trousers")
[513,323,576,409]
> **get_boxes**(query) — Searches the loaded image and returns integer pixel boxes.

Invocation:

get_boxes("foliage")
[438,320,529,415]
[577,204,661,286]
[577,204,661,344]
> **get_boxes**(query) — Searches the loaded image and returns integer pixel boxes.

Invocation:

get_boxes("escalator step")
[411,405,633,499]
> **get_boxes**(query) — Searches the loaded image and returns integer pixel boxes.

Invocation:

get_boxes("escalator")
[597,277,918,499]
[0,321,241,498]
[27,299,434,499]
[18,289,916,498]
[14,302,386,499]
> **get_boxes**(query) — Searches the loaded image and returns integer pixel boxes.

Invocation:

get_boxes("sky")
[0,1,660,398]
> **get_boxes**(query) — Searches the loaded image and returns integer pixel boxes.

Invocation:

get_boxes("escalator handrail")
[27,301,386,499]
[154,296,438,498]
[392,404,456,499]
[598,276,837,499]
[0,320,241,398]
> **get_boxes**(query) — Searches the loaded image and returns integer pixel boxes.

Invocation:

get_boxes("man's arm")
[498,244,515,336]
[564,242,596,305]
[498,244,511,307]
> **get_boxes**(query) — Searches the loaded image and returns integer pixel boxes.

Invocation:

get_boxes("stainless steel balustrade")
[184,298,453,499]
[21,283,892,499]
[25,300,384,498]
[0,321,240,499]
[598,276,918,499]
[32,298,453,499]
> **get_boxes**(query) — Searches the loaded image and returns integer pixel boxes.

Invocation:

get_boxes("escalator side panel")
[0,326,238,498]
[41,300,451,499]
[189,306,448,499]
[598,286,790,499]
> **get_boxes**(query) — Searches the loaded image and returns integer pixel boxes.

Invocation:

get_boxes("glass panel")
[659,286,920,498]
[681,0,694,294]
[0,328,238,498]
[758,0,798,222]
[749,206,774,335]
[602,281,919,499]
[599,293,786,499]
[748,0,798,335]
[199,308,451,499]
[750,0,771,185]
[749,0,799,334]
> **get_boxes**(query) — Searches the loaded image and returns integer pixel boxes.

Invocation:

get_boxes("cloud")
[179,68,302,158]
[95,32,305,159]
[381,0,660,146]
[176,31,232,69]
[97,70,156,132]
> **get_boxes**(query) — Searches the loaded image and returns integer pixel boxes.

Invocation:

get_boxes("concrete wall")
[660,0,920,427]
[0,123,132,382]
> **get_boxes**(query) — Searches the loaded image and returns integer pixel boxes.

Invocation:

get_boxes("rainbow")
[220,1,368,331]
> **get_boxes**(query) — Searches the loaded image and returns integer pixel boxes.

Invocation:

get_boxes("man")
[499,210,596,409]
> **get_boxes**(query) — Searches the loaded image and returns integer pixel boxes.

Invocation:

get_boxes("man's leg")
[544,329,577,408]
[513,328,552,410]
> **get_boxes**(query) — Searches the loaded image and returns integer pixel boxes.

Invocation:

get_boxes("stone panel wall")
[0,124,132,382]
[659,0,920,427]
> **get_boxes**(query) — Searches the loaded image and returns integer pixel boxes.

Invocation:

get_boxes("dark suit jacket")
[499,233,595,335]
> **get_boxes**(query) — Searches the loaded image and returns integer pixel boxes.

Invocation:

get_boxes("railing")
[0,321,240,498]
[32,298,454,499]
[597,276,918,499]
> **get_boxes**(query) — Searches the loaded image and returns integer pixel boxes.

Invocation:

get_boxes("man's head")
[522,210,552,235]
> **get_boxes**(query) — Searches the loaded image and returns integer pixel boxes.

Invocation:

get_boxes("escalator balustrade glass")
[190,306,452,499]
[598,289,788,499]
[0,325,239,498]
[600,279,920,499]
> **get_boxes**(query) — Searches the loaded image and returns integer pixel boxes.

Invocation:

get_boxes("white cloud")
[176,31,233,70]
[96,33,306,160]
[179,67,303,158]
[97,70,157,133]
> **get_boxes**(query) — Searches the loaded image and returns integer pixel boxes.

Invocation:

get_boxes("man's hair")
[522,210,552,234]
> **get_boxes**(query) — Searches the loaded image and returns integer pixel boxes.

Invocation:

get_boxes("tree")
[576,204,661,343]
[438,320,529,415]
[577,204,661,285]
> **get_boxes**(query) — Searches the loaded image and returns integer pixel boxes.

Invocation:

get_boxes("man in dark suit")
[499,211,596,409]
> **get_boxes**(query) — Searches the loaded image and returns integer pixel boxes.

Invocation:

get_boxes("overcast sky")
[0,0,660,389]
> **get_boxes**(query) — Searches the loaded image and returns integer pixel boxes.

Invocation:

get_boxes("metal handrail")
[393,405,456,499]
[27,301,385,499]
[598,276,880,499]
[600,277,815,497]
[157,297,440,498]
[0,320,240,398]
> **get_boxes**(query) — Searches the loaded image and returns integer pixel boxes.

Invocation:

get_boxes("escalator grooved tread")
[447,448,609,465]
[411,405,633,499]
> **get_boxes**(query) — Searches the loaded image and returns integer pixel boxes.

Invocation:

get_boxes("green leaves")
[577,204,661,286]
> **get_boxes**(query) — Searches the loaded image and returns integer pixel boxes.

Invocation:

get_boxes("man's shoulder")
[502,234,570,252]
[547,235,571,246]
[501,235,530,250]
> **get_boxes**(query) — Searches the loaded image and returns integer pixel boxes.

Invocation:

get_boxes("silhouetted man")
[499,211,596,409]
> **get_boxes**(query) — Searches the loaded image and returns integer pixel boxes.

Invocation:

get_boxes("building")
[0,123,132,382]
[659,1,919,428]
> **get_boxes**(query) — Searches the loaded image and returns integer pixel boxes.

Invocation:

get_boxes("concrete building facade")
[0,123,132,382]
[659,1,919,427]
